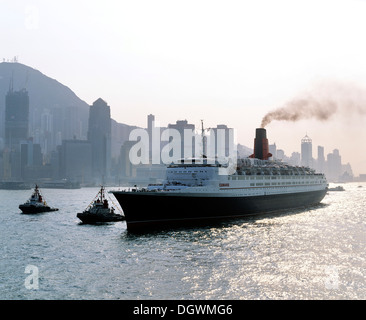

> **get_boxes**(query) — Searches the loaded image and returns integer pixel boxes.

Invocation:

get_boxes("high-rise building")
[211,124,234,158]
[87,98,111,182]
[290,152,301,166]
[269,143,277,159]
[59,139,92,183]
[327,149,342,182]
[277,149,285,160]
[119,140,137,179]
[20,139,45,181]
[147,114,155,162]
[5,87,29,151]
[301,134,313,168]
[3,86,30,180]
[167,120,195,160]
[317,146,325,173]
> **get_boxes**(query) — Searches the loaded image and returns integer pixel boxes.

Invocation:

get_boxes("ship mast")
[200,120,208,158]
[201,120,204,158]
[100,186,105,202]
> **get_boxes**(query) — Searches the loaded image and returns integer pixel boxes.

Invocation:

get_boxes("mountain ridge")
[0,62,89,111]
[0,62,250,158]
[0,62,138,156]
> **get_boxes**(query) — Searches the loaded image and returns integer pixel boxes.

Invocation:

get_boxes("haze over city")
[1,0,366,175]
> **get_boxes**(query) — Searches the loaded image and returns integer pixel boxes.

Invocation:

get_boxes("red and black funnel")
[250,128,272,160]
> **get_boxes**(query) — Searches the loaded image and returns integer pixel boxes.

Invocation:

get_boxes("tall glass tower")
[5,88,29,151]
[87,98,111,183]
[301,134,313,168]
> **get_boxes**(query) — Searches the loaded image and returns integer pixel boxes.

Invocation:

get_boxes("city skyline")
[0,79,360,185]
[1,63,362,178]
[1,0,366,175]
[0,67,360,182]
[269,133,354,183]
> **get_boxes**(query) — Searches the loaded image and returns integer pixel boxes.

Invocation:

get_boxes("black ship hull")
[112,189,327,231]
[19,205,59,214]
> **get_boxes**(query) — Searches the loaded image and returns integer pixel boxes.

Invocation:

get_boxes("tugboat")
[328,185,345,191]
[77,186,125,224]
[19,185,59,214]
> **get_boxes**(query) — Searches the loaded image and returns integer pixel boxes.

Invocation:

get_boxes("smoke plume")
[261,81,366,128]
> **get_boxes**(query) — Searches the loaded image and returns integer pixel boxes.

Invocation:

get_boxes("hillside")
[0,62,89,111]
[0,62,90,140]
[0,62,137,157]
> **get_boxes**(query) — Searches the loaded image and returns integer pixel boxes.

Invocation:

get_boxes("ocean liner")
[111,128,328,230]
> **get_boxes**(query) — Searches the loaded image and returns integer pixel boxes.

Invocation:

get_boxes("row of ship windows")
[250,181,323,186]
[171,173,321,180]
[230,175,319,180]
[171,170,209,174]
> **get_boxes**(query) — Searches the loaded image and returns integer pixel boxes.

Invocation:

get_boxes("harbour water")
[0,183,365,300]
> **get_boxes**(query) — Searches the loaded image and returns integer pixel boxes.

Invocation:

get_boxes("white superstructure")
[147,157,328,197]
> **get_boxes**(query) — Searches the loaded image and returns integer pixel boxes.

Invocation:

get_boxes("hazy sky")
[1,0,366,175]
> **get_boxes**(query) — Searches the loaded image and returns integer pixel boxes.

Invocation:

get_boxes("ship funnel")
[250,128,272,160]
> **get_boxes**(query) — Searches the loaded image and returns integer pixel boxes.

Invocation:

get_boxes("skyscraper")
[5,87,29,151]
[301,134,313,168]
[317,146,325,173]
[269,143,277,159]
[211,124,234,158]
[3,86,30,179]
[147,114,155,162]
[59,139,92,183]
[87,98,111,182]
[327,149,342,182]
[167,120,195,160]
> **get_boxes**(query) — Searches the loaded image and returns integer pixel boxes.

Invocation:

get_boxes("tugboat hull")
[77,211,125,224]
[19,205,59,214]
